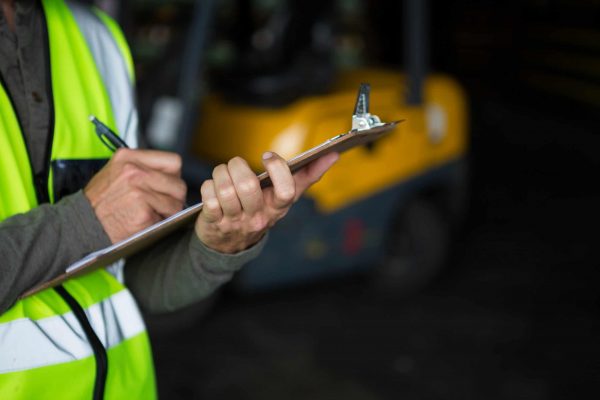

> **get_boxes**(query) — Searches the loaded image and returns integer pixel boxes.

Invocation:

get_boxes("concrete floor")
[149,93,600,399]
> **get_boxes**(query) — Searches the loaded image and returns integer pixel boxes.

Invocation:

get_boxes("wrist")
[194,224,266,255]
[189,230,269,272]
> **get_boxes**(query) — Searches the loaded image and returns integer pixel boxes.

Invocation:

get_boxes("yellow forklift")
[140,0,468,295]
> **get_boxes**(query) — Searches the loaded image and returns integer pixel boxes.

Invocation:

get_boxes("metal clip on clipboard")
[352,83,383,131]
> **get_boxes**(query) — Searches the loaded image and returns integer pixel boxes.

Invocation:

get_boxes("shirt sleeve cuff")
[188,232,269,274]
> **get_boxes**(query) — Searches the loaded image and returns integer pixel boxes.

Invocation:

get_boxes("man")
[0,0,338,398]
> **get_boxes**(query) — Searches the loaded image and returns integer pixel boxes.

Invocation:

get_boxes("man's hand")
[85,149,186,243]
[196,151,339,254]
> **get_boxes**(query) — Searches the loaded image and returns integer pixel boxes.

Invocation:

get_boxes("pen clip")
[89,115,129,151]
[97,131,119,152]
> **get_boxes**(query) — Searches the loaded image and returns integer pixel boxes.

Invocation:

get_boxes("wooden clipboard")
[20,120,402,298]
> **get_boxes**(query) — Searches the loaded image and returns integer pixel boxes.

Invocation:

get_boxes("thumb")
[293,152,339,198]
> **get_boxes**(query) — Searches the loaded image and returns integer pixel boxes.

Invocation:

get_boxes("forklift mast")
[404,0,428,105]
[170,0,430,158]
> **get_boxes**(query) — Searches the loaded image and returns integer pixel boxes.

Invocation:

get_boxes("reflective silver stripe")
[0,290,145,374]
[68,1,139,147]
[105,259,125,284]
[68,3,138,282]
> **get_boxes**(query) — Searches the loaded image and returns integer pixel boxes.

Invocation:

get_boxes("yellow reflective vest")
[0,1,156,398]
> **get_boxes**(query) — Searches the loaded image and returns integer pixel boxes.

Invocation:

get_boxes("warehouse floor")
[149,92,600,400]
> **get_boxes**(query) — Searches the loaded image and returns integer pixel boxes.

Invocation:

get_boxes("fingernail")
[262,151,273,160]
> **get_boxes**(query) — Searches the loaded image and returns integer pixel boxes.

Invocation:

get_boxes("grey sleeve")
[124,228,267,314]
[0,188,266,315]
[0,190,112,314]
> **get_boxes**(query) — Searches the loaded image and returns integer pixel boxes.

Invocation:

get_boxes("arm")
[124,227,267,313]
[0,191,111,314]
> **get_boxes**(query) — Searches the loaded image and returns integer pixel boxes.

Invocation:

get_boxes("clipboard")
[19,84,403,298]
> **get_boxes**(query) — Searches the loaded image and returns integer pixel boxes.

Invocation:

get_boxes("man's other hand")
[196,151,339,254]
[84,149,186,243]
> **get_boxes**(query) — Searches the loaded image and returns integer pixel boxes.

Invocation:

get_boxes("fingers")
[202,157,264,218]
[228,157,264,215]
[133,166,187,203]
[142,188,185,218]
[212,163,243,217]
[261,152,296,209]
[200,179,222,223]
[196,156,268,253]
[201,151,335,219]
[85,148,188,243]
[110,149,187,207]
[113,148,182,176]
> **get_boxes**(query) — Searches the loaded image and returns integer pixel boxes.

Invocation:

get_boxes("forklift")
[135,0,468,298]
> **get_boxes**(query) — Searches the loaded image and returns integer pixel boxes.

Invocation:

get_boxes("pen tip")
[88,115,96,122]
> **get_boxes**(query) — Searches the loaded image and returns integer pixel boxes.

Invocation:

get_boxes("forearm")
[0,191,111,313]
[124,228,267,314]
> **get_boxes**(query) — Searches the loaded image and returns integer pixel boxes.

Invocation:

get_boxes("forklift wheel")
[373,198,449,296]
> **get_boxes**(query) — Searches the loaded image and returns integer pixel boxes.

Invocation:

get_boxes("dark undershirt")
[0,0,49,177]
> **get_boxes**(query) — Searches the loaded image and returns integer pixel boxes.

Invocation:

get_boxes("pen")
[89,115,129,151]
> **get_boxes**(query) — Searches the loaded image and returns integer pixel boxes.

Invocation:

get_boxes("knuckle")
[248,215,268,233]
[129,189,145,202]
[113,148,131,162]
[122,162,143,180]
[204,198,221,213]
[227,220,242,233]
[237,178,260,197]
[135,207,154,225]
[276,187,296,203]
[218,185,237,201]
[121,162,136,174]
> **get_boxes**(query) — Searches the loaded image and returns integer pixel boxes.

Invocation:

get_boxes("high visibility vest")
[0,1,156,398]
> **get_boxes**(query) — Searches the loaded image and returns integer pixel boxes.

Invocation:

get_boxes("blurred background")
[95,0,598,398]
